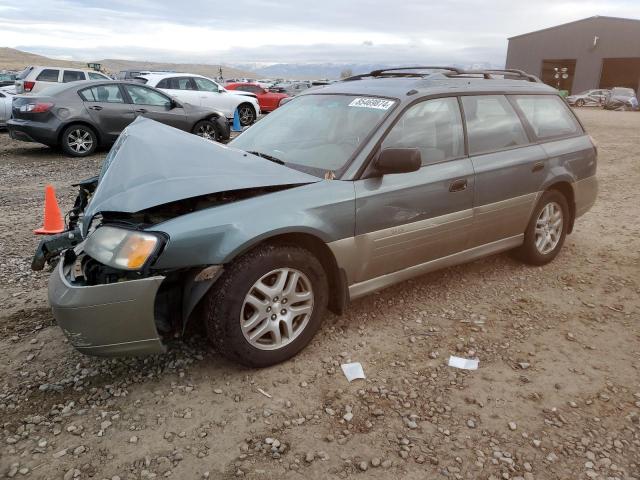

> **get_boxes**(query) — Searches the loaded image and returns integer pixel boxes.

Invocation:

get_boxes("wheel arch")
[546,181,576,233]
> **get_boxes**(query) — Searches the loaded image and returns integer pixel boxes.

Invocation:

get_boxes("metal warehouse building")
[506,16,640,95]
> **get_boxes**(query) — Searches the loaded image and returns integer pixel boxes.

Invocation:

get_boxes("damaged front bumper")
[49,255,166,357]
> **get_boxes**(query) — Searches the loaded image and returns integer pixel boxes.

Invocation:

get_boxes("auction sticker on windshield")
[348,97,395,110]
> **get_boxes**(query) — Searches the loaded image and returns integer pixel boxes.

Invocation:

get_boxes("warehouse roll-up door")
[599,58,640,94]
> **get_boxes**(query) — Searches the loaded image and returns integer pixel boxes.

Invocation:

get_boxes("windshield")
[230,94,396,177]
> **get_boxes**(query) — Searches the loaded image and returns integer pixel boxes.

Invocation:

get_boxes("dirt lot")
[0,109,639,480]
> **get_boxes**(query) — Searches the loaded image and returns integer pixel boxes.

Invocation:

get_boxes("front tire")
[204,244,328,367]
[193,119,220,142]
[514,190,569,265]
[237,103,256,126]
[61,124,97,157]
[576,99,585,107]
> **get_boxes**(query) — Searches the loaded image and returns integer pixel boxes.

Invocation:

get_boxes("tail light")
[19,102,54,113]
[23,81,35,92]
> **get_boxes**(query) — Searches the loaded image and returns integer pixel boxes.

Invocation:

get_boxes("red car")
[225,83,289,112]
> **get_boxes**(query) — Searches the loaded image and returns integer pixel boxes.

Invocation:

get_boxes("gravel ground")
[0,109,639,480]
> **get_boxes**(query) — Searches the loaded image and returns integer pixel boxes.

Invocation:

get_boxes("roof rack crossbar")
[369,66,463,76]
[342,66,541,83]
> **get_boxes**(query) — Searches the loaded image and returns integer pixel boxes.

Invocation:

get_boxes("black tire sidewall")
[204,245,328,367]
[519,190,570,265]
[576,99,584,107]
[193,120,219,141]
[238,103,256,126]
[61,124,97,157]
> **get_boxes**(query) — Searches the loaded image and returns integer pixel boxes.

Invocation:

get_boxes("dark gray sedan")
[8,80,230,157]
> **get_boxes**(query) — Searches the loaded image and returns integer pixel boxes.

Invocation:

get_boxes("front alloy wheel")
[193,120,218,142]
[204,244,328,367]
[241,268,314,350]
[238,103,256,126]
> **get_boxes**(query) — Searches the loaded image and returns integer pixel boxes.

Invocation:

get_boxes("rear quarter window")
[63,70,86,83]
[36,69,60,82]
[513,95,581,140]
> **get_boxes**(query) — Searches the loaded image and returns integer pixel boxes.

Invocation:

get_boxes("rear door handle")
[88,105,103,111]
[135,108,148,114]
[449,178,468,193]
[532,162,545,173]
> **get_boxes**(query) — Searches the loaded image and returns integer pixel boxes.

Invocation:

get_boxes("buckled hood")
[82,117,320,235]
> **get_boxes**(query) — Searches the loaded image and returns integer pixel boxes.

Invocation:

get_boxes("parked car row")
[566,87,638,111]
[7,80,230,156]
[133,73,261,126]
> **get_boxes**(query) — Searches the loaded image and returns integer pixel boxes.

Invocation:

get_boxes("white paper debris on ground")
[448,356,479,370]
[256,388,272,399]
[341,362,366,382]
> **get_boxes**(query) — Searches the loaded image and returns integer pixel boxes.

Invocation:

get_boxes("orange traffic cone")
[34,185,65,235]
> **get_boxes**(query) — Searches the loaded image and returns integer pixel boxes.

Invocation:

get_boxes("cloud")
[0,0,638,65]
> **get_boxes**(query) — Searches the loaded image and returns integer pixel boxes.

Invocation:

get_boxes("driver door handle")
[88,105,103,111]
[135,108,148,114]
[449,178,468,193]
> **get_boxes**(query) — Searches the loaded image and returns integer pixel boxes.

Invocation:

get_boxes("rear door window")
[512,95,581,140]
[63,70,86,83]
[193,77,219,92]
[382,97,465,166]
[79,85,125,103]
[461,95,529,155]
[36,69,60,82]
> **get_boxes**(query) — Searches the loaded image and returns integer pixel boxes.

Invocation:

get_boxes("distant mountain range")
[0,48,255,79]
[0,48,501,81]
[230,62,502,80]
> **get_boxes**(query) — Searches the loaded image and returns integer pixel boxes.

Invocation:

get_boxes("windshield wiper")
[246,150,286,165]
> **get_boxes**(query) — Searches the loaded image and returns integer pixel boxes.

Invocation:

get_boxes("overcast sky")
[1,0,639,66]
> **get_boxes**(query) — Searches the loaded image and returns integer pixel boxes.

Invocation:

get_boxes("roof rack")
[343,66,462,81]
[343,66,541,83]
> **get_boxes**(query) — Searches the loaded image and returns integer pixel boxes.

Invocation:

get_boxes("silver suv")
[38,67,598,367]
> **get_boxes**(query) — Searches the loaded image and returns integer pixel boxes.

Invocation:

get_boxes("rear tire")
[203,244,328,367]
[237,103,256,126]
[61,124,97,157]
[513,190,570,266]
[193,119,220,142]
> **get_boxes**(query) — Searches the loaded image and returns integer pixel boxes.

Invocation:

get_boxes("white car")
[0,88,15,127]
[15,66,111,94]
[136,73,261,126]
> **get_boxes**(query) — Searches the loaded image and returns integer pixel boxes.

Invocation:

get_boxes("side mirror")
[170,99,182,109]
[374,148,421,176]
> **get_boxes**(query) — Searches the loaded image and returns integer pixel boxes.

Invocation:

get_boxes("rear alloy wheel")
[61,124,97,157]
[193,120,219,142]
[514,190,569,265]
[237,103,256,126]
[204,244,328,367]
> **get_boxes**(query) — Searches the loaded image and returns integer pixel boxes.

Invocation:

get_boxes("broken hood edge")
[82,117,321,235]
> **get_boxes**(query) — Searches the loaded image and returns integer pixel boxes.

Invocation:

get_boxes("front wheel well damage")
[175,232,348,336]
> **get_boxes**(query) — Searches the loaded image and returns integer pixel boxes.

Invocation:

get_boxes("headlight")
[84,226,163,270]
